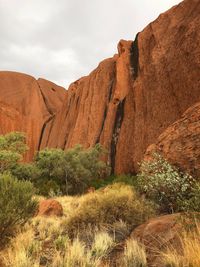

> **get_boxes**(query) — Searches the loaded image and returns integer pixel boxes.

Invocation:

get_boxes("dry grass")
[120,239,147,267]
[0,184,156,266]
[2,229,41,267]
[162,226,200,267]
[62,183,156,238]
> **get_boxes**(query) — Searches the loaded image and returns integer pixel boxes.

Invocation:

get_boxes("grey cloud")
[0,0,182,88]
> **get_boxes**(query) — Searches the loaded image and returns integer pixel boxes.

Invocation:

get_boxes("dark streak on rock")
[110,98,126,173]
[38,116,54,150]
[130,33,140,79]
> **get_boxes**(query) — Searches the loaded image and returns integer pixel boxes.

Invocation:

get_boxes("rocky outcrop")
[0,71,66,160]
[145,102,200,178]
[131,213,199,267]
[37,199,63,217]
[46,0,200,173]
[46,40,133,173]
[0,0,200,173]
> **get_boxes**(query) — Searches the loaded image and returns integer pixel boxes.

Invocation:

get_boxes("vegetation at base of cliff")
[0,131,200,266]
[2,194,200,267]
[0,173,37,247]
[0,131,27,173]
[90,174,137,189]
[32,144,110,195]
[0,190,152,267]
[61,183,156,239]
[136,153,200,213]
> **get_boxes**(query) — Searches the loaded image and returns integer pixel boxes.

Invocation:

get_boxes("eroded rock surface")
[145,102,200,178]
[46,0,200,173]
[0,71,66,160]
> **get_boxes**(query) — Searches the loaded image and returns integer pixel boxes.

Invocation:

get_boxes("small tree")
[0,173,37,246]
[0,132,27,173]
[34,144,110,195]
[137,153,196,213]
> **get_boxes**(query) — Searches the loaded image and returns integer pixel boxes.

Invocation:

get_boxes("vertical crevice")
[130,33,140,79]
[36,80,54,150]
[110,99,126,173]
[37,115,54,150]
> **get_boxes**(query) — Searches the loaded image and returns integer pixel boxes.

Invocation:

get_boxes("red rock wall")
[145,102,200,178]
[46,0,200,173]
[0,71,66,160]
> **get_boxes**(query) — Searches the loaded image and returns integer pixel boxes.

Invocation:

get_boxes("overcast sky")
[0,0,182,88]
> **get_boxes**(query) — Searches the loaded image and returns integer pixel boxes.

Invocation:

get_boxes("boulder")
[131,213,199,267]
[37,199,63,217]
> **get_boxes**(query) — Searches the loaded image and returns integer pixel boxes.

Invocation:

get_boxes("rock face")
[37,199,63,217]
[46,0,200,173]
[0,71,66,160]
[0,0,200,173]
[145,102,200,178]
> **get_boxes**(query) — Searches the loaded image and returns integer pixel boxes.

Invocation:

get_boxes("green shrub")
[33,144,110,195]
[0,173,37,246]
[34,179,62,197]
[183,183,200,212]
[0,132,27,173]
[90,175,115,189]
[62,183,156,238]
[137,153,197,213]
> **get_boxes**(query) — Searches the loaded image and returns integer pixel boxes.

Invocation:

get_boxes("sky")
[0,0,182,88]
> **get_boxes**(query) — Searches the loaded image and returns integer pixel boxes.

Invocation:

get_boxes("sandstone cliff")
[0,71,66,160]
[0,0,200,174]
[46,0,200,174]
[145,102,200,178]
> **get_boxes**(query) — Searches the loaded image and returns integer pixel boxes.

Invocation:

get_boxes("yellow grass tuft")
[2,229,41,267]
[121,239,147,267]
[162,226,200,267]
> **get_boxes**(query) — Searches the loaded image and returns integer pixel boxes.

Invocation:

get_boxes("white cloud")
[0,0,182,88]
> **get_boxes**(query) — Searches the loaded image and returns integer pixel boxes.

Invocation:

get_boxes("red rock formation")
[46,0,200,173]
[37,199,63,217]
[0,0,200,174]
[46,40,133,173]
[0,71,66,160]
[131,214,181,267]
[145,102,200,178]
[131,213,200,267]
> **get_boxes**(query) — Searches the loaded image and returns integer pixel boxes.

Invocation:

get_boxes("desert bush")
[182,183,200,212]
[33,144,110,195]
[0,132,27,174]
[62,183,156,238]
[137,153,197,213]
[120,239,147,267]
[0,173,37,245]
